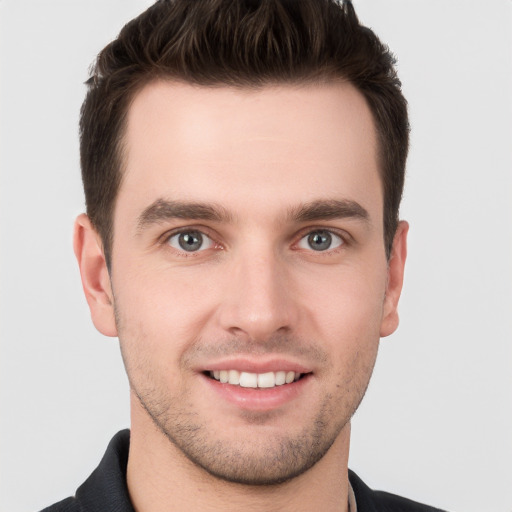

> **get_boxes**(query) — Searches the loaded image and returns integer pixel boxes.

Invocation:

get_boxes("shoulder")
[37,430,133,512]
[349,470,448,512]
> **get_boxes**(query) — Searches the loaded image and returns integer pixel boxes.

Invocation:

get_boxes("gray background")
[1,1,511,511]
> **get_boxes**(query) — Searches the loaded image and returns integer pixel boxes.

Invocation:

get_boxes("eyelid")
[169,232,213,252]
[293,226,351,251]
[156,224,351,253]
[159,225,222,252]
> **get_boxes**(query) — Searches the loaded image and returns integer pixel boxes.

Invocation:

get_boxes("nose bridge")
[218,240,297,340]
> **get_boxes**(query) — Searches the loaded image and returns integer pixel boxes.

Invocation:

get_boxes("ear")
[380,221,409,338]
[73,213,118,337]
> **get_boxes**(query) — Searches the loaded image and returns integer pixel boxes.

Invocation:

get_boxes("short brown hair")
[80,0,409,266]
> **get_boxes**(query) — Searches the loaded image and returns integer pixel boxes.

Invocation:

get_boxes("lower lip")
[201,373,311,411]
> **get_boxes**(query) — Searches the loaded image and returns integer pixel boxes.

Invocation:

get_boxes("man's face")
[85,81,406,484]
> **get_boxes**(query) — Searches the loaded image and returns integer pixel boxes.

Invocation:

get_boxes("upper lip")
[197,357,313,374]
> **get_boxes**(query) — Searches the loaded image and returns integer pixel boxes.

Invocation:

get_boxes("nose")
[216,247,299,342]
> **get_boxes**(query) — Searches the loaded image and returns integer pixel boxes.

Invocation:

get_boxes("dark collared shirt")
[40,430,447,512]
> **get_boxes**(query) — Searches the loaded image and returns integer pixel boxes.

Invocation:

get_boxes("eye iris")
[308,231,332,251]
[178,231,203,251]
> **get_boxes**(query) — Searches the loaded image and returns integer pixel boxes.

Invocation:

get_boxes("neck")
[126,401,351,512]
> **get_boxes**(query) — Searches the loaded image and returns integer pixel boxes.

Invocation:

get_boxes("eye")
[297,230,344,252]
[167,230,215,252]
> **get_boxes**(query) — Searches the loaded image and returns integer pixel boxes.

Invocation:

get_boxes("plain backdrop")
[1,1,511,511]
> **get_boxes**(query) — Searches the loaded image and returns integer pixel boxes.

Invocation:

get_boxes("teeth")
[275,371,286,385]
[209,370,302,388]
[257,372,275,388]
[239,372,258,388]
[228,370,240,385]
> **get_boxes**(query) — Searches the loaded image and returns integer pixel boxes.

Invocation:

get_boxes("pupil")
[179,231,202,251]
[308,231,331,251]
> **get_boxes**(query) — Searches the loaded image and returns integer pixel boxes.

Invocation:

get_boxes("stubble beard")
[124,356,373,487]
[116,307,376,486]
[131,382,349,486]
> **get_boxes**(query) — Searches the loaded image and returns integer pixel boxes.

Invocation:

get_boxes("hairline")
[103,74,392,267]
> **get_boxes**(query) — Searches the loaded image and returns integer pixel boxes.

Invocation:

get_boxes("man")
[41,0,445,510]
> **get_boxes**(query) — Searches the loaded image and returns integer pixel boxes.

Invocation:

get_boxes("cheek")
[301,261,387,337]
[298,262,386,384]
[112,262,219,373]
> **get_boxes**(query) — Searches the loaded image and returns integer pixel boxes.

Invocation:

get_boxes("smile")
[207,370,303,388]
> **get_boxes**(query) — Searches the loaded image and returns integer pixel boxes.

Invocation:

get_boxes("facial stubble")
[117,320,377,486]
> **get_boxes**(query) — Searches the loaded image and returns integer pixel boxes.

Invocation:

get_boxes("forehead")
[119,80,381,223]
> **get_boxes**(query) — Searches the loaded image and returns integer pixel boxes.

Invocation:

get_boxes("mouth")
[200,363,313,411]
[204,370,308,389]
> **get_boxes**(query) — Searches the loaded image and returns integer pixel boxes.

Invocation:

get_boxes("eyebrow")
[137,197,370,233]
[288,199,370,224]
[137,198,233,232]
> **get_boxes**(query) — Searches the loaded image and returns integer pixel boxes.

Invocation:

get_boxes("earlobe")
[380,221,409,338]
[73,213,118,337]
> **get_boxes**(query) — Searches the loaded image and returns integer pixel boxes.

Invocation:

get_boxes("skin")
[74,81,408,512]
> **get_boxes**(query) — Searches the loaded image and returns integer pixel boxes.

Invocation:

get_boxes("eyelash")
[160,227,221,256]
[294,228,347,253]
[160,226,350,256]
